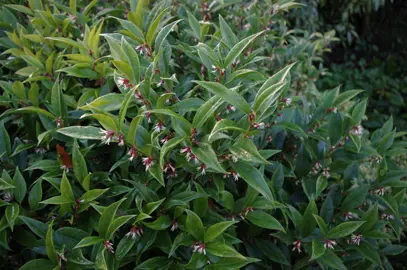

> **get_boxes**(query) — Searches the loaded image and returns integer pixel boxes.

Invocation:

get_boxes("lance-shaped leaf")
[121,38,140,83]
[72,140,88,185]
[192,143,227,173]
[154,20,182,52]
[98,198,126,239]
[253,81,286,114]
[80,113,118,131]
[1,107,56,120]
[46,222,58,264]
[57,126,102,140]
[209,119,245,142]
[193,81,251,114]
[80,93,125,112]
[257,63,296,97]
[146,8,169,46]
[126,115,144,145]
[326,221,365,239]
[51,77,68,123]
[231,162,273,201]
[205,221,237,243]
[246,211,285,231]
[193,96,223,128]
[224,31,264,68]
[230,138,271,164]
[160,136,184,169]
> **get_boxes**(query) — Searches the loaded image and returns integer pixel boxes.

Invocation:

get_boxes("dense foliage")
[292,0,407,132]
[0,1,406,269]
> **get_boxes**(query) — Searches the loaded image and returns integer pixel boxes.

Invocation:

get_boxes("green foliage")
[0,1,406,269]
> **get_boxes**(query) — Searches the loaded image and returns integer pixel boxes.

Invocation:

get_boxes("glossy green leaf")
[5,202,19,231]
[72,140,88,185]
[106,215,135,240]
[224,31,263,68]
[231,162,273,201]
[98,198,126,239]
[230,138,270,164]
[146,8,169,46]
[206,242,244,258]
[192,143,226,173]
[19,259,54,270]
[12,168,26,204]
[310,239,325,261]
[185,209,204,241]
[205,221,237,243]
[246,211,284,231]
[80,93,125,112]
[160,136,184,169]
[74,236,104,249]
[57,126,102,140]
[0,178,15,190]
[46,222,58,264]
[209,119,245,142]
[326,221,365,239]
[193,96,223,128]
[193,81,251,114]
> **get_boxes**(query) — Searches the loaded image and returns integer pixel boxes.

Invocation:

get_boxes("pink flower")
[292,240,302,253]
[142,157,154,171]
[160,136,170,144]
[127,147,138,161]
[117,135,125,146]
[104,240,114,253]
[100,129,116,145]
[157,79,164,87]
[343,212,359,221]
[381,213,394,220]
[2,192,13,202]
[197,164,206,175]
[56,117,64,128]
[60,165,70,173]
[154,122,165,133]
[322,167,330,178]
[180,147,191,154]
[350,125,363,136]
[315,162,323,170]
[170,221,179,232]
[164,163,176,173]
[231,170,240,181]
[244,207,254,216]
[136,45,144,55]
[324,240,337,250]
[117,77,132,89]
[350,234,362,246]
[35,147,47,154]
[226,105,236,114]
[146,112,152,123]
[192,243,206,255]
[252,122,265,129]
[126,226,144,239]
[134,90,144,103]
[266,136,273,143]
[281,97,292,106]
[375,187,385,196]
[187,153,199,164]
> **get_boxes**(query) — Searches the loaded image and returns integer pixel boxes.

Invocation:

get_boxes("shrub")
[0,1,406,269]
